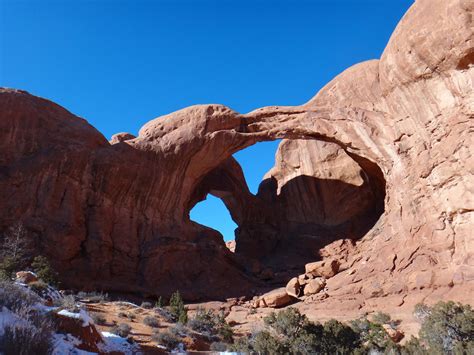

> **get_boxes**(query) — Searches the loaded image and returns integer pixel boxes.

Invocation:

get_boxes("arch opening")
[190,194,237,242]
[187,137,387,282]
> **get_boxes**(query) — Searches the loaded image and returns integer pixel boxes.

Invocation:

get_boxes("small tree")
[0,222,31,277]
[169,290,188,324]
[418,301,474,354]
[31,255,58,286]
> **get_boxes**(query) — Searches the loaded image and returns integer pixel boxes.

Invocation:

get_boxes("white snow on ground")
[100,331,142,354]
[52,333,96,355]
[57,309,93,327]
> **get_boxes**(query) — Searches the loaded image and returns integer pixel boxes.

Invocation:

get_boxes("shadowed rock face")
[0,0,473,306]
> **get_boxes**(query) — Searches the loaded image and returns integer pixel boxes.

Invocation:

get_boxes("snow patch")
[52,333,96,355]
[100,331,141,354]
[57,309,93,327]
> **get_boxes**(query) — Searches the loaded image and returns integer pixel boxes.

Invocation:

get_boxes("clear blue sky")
[0,0,413,241]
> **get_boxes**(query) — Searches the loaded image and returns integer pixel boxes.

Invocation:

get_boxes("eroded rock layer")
[0,0,473,310]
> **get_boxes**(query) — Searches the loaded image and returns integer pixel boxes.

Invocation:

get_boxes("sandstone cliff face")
[0,0,473,308]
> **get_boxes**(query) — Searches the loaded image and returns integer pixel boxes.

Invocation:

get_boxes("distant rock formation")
[0,0,472,311]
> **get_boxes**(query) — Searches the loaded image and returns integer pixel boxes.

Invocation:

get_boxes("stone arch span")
[2,0,472,303]
[186,136,386,279]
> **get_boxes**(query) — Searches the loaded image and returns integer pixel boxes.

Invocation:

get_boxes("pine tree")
[169,290,188,324]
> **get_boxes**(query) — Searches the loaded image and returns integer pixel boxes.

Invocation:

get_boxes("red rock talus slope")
[0,0,473,308]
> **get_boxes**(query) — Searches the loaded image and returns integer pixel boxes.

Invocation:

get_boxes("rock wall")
[0,0,472,307]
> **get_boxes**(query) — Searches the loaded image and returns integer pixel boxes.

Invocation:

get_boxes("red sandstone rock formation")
[0,0,472,314]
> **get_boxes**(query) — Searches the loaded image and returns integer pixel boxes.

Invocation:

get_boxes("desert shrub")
[372,311,391,325]
[111,323,132,338]
[127,312,136,321]
[169,290,188,324]
[28,280,48,294]
[229,335,253,352]
[56,294,78,312]
[169,323,189,337]
[399,336,428,354]
[117,311,135,321]
[77,291,108,303]
[210,341,228,351]
[143,315,160,328]
[141,301,153,309]
[187,308,216,334]
[350,317,393,351]
[0,280,41,311]
[31,255,58,286]
[152,330,182,351]
[155,306,174,322]
[264,307,310,340]
[0,257,20,280]
[91,312,106,325]
[218,321,234,343]
[0,300,55,355]
[414,303,431,322]
[322,319,362,354]
[254,330,288,353]
[418,301,474,354]
[233,308,364,354]
[155,296,163,308]
[187,307,233,342]
[0,323,52,355]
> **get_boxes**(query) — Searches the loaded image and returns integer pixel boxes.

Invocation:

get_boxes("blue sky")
[1,0,413,241]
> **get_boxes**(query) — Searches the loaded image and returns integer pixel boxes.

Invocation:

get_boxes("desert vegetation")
[228,305,473,354]
[0,259,473,354]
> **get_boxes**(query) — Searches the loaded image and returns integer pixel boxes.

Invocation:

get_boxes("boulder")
[285,277,302,298]
[15,271,38,284]
[303,278,326,296]
[109,132,136,144]
[54,309,103,353]
[305,259,340,278]
[258,288,295,308]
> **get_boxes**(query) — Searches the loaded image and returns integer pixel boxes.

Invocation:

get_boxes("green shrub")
[0,256,20,280]
[169,290,188,324]
[399,336,428,354]
[372,311,391,325]
[143,315,160,328]
[264,307,309,340]
[418,301,474,354]
[151,330,181,351]
[253,331,288,354]
[239,308,365,355]
[187,307,233,342]
[350,317,393,351]
[111,323,132,338]
[322,319,361,354]
[31,256,58,286]
[155,296,163,308]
